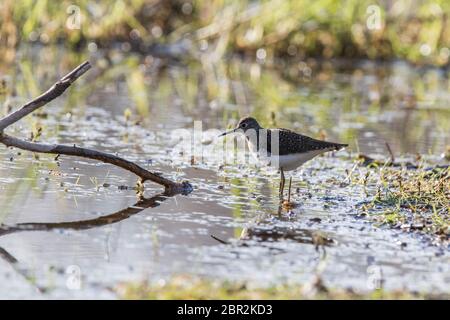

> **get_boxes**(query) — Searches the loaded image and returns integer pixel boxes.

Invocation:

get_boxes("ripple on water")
[0,56,449,298]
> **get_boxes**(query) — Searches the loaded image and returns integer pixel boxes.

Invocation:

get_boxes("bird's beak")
[218,128,237,137]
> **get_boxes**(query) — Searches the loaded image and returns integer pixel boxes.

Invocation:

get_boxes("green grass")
[117,275,446,300]
[1,0,450,65]
[356,160,449,243]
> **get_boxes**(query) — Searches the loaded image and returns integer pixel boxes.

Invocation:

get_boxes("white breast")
[274,150,327,171]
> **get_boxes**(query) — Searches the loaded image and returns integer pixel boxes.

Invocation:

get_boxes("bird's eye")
[241,123,247,128]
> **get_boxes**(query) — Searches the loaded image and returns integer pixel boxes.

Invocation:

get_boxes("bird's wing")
[268,129,347,155]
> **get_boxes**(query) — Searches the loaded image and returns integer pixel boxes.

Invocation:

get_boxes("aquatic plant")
[1,0,449,65]
[357,157,449,244]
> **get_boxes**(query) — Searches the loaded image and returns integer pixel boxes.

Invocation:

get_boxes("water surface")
[0,46,449,298]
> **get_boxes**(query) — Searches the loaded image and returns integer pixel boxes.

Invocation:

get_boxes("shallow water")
[0,46,449,298]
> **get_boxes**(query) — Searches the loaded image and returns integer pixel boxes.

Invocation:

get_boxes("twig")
[0,61,91,131]
[0,246,17,264]
[0,193,173,294]
[385,142,395,164]
[210,234,229,244]
[0,61,191,193]
[0,134,179,189]
[0,246,45,294]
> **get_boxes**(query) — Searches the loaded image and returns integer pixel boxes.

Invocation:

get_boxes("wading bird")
[219,117,348,201]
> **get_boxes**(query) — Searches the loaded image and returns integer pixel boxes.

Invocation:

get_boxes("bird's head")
[219,117,261,137]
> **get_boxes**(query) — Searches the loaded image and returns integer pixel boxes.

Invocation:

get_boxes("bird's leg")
[287,177,292,203]
[279,179,282,199]
[279,168,285,201]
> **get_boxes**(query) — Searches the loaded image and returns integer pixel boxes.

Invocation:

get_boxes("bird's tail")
[331,143,348,151]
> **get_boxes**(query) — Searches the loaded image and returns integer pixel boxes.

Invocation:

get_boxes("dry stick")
[0,61,189,193]
[0,246,45,294]
[210,234,229,245]
[385,142,395,164]
[0,134,178,189]
[0,61,91,131]
[0,193,170,294]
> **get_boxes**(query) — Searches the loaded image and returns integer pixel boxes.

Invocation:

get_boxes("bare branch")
[0,134,181,189]
[0,61,191,193]
[0,61,91,131]
[385,142,395,164]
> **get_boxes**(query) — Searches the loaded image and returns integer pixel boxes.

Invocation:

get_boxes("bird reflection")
[240,225,335,252]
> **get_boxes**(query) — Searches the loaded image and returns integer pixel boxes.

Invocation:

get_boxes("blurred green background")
[0,0,449,157]
[1,0,449,65]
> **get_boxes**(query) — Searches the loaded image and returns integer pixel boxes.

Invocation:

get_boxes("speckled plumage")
[219,116,349,200]
[254,128,347,156]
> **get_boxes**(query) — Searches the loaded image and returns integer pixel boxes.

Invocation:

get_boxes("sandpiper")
[219,117,348,200]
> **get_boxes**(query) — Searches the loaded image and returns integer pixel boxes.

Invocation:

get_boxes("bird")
[219,116,348,201]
